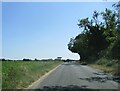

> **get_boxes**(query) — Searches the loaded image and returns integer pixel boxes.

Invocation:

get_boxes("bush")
[23,59,32,61]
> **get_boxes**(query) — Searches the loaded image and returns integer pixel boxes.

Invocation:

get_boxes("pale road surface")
[29,62,119,91]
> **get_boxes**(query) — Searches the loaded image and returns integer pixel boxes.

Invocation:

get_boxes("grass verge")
[88,58,120,76]
[2,61,62,89]
[88,64,114,73]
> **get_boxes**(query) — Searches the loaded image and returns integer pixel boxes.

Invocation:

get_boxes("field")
[2,61,62,89]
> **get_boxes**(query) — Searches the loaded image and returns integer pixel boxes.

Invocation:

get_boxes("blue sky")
[2,2,115,60]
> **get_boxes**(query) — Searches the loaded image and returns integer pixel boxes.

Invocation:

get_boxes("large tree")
[68,5,118,62]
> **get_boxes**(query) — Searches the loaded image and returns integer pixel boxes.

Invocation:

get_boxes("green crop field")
[2,61,62,89]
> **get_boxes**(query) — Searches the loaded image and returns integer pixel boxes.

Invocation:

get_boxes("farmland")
[2,60,62,89]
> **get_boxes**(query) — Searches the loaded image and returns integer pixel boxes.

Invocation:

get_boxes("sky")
[1,0,120,2]
[2,2,116,60]
[0,2,2,59]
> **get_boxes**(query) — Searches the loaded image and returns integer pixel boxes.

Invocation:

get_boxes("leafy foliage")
[68,2,120,62]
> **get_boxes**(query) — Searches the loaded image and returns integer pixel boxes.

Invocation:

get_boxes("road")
[28,62,119,91]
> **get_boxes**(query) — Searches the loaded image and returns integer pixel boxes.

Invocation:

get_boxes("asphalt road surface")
[29,62,119,91]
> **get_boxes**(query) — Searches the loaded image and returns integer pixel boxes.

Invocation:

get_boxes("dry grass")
[88,64,114,73]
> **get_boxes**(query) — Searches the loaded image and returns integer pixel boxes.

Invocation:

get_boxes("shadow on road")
[92,72,120,83]
[2,85,119,91]
[27,85,118,91]
[79,76,120,83]
[34,85,91,91]
[80,76,111,83]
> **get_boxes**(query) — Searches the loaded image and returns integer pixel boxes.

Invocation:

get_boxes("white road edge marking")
[26,63,62,89]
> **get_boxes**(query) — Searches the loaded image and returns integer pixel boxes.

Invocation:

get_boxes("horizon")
[2,2,115,60]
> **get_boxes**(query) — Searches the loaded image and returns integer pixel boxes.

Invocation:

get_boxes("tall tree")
[68,5,118,62]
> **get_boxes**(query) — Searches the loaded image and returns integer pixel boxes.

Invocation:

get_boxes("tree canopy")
[68,2,120,62]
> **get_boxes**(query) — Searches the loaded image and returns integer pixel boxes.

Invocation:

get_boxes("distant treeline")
[0,58,64,61]
[0,58,78,62]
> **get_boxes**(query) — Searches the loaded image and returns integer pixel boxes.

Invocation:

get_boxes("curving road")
[28,62,119,91]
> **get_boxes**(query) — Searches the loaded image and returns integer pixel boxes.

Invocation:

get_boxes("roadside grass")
[88,64,114,73]
[2,61,62,89]
[88,58,120,76]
